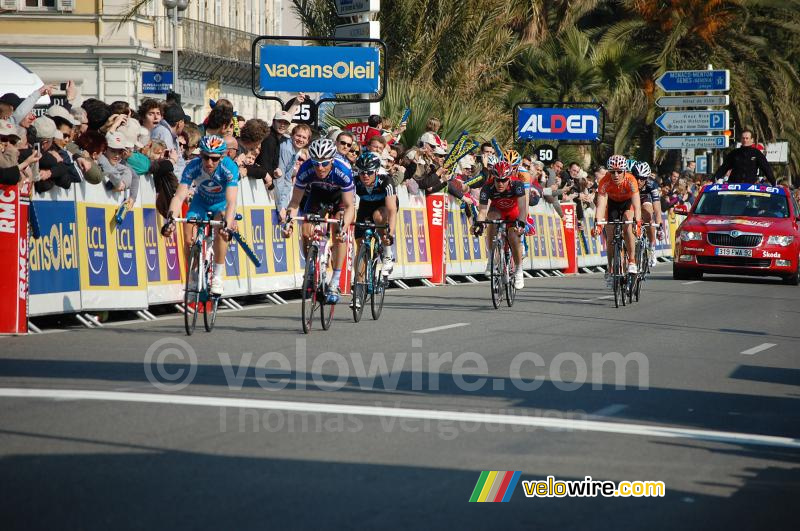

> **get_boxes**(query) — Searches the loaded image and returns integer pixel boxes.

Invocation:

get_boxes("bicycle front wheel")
[352,240,369,323]
[490,240,502,309]
[612,242,625,308]
[371,253,386,320]
[505,244,516,307]
[184,245,201,335]
[301,246,319,334]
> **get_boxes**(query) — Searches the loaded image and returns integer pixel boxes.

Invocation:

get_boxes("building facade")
[0,0,287,121]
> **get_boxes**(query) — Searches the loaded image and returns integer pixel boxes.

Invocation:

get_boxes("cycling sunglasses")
[358,170,377,177]
[609,170,625,175]
[495,177,510,183]
[311,158,332,167]
[201,154,222,162]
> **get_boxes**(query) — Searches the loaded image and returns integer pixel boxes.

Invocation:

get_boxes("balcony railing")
[154,16,254,66]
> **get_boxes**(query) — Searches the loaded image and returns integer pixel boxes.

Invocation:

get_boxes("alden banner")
[517,107,601,142]
[259,45,380,93]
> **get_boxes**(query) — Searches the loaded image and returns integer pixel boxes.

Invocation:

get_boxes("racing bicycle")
[477,219,520,309]
[290,214,342,334]
[599,220,636,308]
[632,222,659,302]
[351,221,390,322]
[174,213,242,335]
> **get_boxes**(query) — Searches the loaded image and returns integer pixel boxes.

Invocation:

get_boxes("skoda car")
[673,183,800,284]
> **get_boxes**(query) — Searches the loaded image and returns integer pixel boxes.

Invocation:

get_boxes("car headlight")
[680,231,703,241]
[767,235,794,247]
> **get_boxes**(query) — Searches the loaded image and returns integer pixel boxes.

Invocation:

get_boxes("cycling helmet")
[355,151,381,173]
[632,161,652,179]
[493,161,514,180]
[485,154,499,167]
[503,149,521,165]
[199,135,227,155]
[607,154,627,171]
[309,138,337,160]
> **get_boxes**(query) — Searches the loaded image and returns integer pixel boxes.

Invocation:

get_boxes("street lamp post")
[162,0,190,93]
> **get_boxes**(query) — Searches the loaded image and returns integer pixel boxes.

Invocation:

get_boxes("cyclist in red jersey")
[472,161,527,288]
[592,154,642,287]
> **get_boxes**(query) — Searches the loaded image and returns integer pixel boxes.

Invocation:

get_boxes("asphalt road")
[1,265,798,530]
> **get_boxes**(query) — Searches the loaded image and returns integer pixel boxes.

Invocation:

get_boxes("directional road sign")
[655,110,729,132]
[656,95,729,108]
[655,135,730,150]
[655,70,730,92]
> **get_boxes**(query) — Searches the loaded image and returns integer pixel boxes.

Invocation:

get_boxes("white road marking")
[1,388,798,449]
[591,404,628,417]
[740,343,777,356]
[412,323,470,334]
[682,281,703,285]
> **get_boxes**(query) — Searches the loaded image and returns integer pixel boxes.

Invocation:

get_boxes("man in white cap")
[99,131,139,208]
[47,105,80,143]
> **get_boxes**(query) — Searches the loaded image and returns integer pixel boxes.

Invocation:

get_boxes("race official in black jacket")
[712,129,775,185]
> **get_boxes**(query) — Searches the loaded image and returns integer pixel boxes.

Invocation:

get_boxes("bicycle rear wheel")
[301,246,318,334]
[184,245,201,335]
[490,240,502,309]
[352,241,369,322]
[504,243,516,307]
[371,252,386,320]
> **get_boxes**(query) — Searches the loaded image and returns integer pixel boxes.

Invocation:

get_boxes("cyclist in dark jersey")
[632,161,663,267]
[353,152,397,275]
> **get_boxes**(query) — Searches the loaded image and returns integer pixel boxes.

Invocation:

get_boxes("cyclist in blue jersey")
[283,138,356,303]
[353,151,397,274]
[161,135,239,295]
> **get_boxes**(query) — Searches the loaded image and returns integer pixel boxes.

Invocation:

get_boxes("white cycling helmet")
[486,154,499,167]
[632,161,652,179]
[309,138,337,160]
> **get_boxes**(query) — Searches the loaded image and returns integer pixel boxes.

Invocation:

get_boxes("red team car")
[673,183,800,284]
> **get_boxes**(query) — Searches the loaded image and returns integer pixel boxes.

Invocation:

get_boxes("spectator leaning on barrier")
[237,118,272,187]
[151,102,186,177]
[31,115,73,192]
[256,109,293,182]
[48,104,97,183]
[0,118,41,185]
[99,131,139,209]
[275,123,312,221]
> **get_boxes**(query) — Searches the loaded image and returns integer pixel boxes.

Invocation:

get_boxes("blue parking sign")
[695,155,708,174]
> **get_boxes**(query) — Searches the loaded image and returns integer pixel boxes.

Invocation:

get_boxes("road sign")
[655,70,730,92]
[765,142,789,163]
[335,21,380,39]
[142,71,173,94]
[335,0,379,16]
[655,110,729,132]
[334,102,371,119]
[695,155,708,174]
[655,135,730,150]
[656,95,729,108]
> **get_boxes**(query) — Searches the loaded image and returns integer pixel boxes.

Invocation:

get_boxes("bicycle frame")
[480,219,518,308]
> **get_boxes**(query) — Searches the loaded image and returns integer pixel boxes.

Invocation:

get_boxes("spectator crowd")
[4,81,794,234]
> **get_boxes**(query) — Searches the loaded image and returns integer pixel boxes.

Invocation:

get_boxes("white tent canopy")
[0,54,50,106]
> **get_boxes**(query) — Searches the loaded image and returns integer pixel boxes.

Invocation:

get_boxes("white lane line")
[1,388,798,449]
[740,343,777,356]
[682,281,703,285]
[412,323,470,334]
[591,404,628,417]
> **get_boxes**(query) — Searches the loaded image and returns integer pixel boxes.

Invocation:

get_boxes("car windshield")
[695,190,790,218]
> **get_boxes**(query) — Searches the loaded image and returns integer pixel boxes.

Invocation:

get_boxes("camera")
[60,82,68,91]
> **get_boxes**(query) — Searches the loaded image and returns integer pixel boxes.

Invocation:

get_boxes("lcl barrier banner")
[0,182,30,333]
[240,178,300,293]
[27,185,81,317]
[138,175,185,305]
[75,183,148,311]
[222,191,250,297]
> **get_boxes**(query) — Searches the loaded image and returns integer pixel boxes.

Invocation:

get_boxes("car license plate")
[715,248,752,257]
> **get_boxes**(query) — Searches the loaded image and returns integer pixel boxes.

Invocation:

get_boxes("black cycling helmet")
[355,151,381,173]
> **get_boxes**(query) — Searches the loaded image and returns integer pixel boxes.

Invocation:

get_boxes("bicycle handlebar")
[352,221,388,229]
[596,220,635,226]
[476,219,520,225]
[291,214,342,226]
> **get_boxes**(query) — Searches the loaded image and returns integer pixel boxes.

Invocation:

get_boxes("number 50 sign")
[536,144,558,163]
